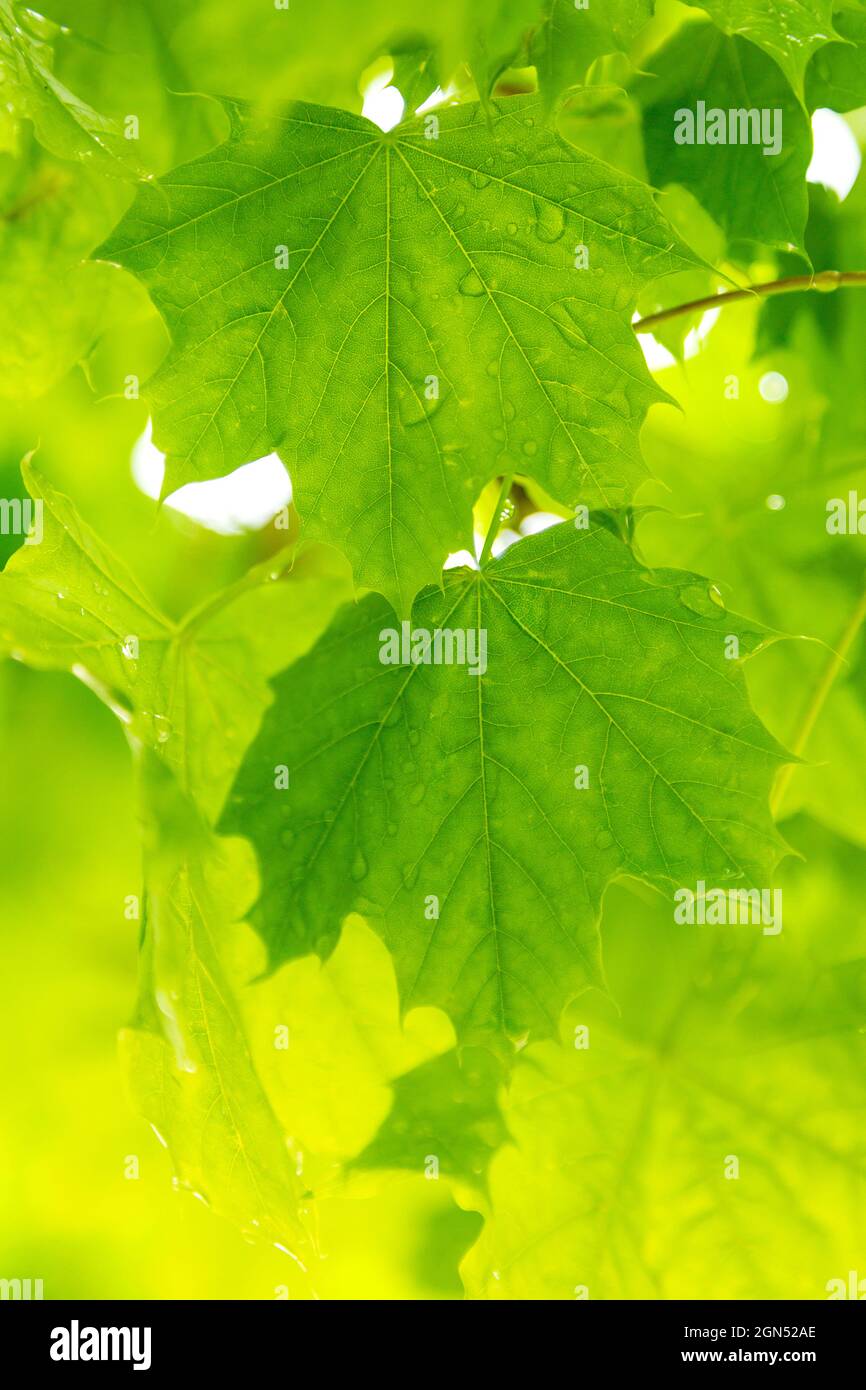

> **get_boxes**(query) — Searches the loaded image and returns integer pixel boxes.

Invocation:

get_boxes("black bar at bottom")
[0,1297,863,1373]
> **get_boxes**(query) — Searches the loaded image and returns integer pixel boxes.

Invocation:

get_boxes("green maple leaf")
[636,22,811,257]
[461,869,866,1298]
[0,460,350,817]
[531,0,654,112]
[121,753,312,1263]
[97,93,698,612]
[222,519,788,1056]
[682,0,838,97]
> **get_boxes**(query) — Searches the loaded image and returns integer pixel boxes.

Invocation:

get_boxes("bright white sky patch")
[491,527,521,557]
[443,548,478,570]
[807,109,861,201]
[416,83,459,115]
[636,302,721,373]
[131,421,292,535]
[520,511,563,536]
[444,513,564,569]
[362,75,405,131]
[635,327,677,372]
[683,306,721,358]
[444,532,484,570]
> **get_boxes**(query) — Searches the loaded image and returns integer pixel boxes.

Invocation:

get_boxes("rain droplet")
[534,197,566,243]
[547,300,589,349]
[458,269,485,297]
[397,386,442,427]
[680,583,725,617]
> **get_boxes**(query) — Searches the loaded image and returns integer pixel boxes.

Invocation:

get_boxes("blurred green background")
[3,0,866,1300]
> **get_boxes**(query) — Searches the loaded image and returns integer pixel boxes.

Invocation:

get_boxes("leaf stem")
[633,270,866,334]
[479,473,514,567]
[179,548,294,640]
[770,580,866,817]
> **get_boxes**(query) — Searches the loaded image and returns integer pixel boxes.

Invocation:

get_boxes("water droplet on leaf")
[458,269,485,297]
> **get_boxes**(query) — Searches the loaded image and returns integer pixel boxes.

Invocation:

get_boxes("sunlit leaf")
[682,0,837,97]
[98,94,698,611]
[224,519,788,1055]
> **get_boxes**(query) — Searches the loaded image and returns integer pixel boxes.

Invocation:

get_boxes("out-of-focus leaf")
[806,9,866,111]
[557,84,648,180]
[0,1,227,399]
[531,0,654,112]
[638,278,866,848]
[0,0,125,167]
[387,42,440,115]
[120,753,312,1269]
[755,186,844,357]
[0,460,351,817]
[41,0,225,174]
[462,869,866,1298]
[152,0,542,112]
[0,134,130,397]
[635,21,811,257]
[352,1046,507,1200]
[238,916,454,1179]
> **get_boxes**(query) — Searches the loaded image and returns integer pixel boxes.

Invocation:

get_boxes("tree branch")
[633,270,866,334]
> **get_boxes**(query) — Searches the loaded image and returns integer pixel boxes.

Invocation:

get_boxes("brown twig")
[633,270,866,334]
